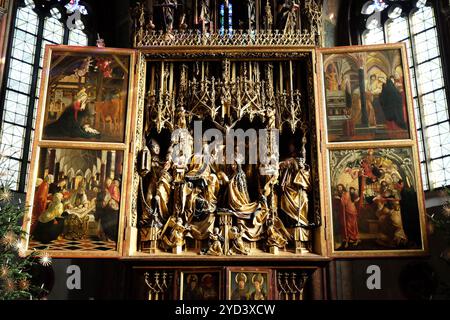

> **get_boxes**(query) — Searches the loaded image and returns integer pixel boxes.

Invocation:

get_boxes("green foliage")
[0,190,45,300]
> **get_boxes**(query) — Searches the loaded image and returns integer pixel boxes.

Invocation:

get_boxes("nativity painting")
[322,48,411,142]
[41,50,131,143]
[28,148,124,252]
[329,147,424,253]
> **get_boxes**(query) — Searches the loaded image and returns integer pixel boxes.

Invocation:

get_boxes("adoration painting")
[321,47,411,142]
[227,268,272,300]
[180,270,222,300]
[26,148,124,254]
[40,47,131,143]
[329,147,426,255]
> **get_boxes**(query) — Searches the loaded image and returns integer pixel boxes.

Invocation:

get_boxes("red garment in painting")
[73,100,82,121]
[339,192,359,242]
[108,184,121,203]
[31,182,49,233]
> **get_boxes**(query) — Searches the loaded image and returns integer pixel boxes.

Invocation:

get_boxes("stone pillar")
[100,163,106,186]
[114,151,123,179]
[358,67,368,127]
[54,162,60,182]
[38,149,48,178]
[47,149,56,175]
[105,151,113,180]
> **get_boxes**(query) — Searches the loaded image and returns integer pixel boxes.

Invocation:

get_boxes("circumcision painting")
[227,268,272,300]
[321,46,412,142]
[179,270,222,300]
[40,47,131,143]
[328,147,427,256]
[25,148,125,256]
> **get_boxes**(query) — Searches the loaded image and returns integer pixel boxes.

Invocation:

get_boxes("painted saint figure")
[183,274,204,300]
[374,181,408,247]
[201,274,218,300]
[250,274,266,300]
[33,193,66,244]
[335,184,360,248]
[95,178,120,241]
[44,88,101,139]
[367,74,385,124]
[379,76,408,131]
[231,273,250,300]
[31,174,52,234]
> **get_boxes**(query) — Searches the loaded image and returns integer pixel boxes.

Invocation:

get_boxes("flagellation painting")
[322,48,411,142]
[27,148,124,253]
[329,147,425,253]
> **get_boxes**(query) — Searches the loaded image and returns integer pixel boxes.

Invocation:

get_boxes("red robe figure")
[336,184,360,247]
[108,180,121,204]
[31,176,51,234]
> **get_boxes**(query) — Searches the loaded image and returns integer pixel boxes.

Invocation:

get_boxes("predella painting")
[323,49,411,142]
[41,51,130,143]
[329,148,424,252]
[228,269,271,300]
[28,148,124,252]
[180,271,221,300]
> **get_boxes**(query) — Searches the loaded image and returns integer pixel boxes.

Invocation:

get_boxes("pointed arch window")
[219,1,233,34]
[360,0,449,190]
[0,0,91,191]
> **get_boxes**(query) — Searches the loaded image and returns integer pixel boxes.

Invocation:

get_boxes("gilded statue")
[279,139,312,253]
[276,0,299,34]
[228,226,250,255]
[246,0,256,31]
[199,0,211,33]
[139,139,165,245]
[205,227,224,256]
[184,143,219,240]
[266,218,289,249]
[225,159,268,243]
[170,107,193,219]
[161,0,178,39]
[160,216,190,252]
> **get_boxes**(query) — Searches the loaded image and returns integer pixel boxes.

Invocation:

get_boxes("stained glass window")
[0,0,90,191]
[361,1,449,190]
[219,1,233,34]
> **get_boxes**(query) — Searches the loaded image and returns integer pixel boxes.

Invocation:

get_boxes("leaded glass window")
[361,0,449,190]
[0,0,90,191]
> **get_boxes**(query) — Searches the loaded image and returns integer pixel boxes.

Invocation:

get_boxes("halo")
[252,273,264,286]
[201,273,213,283]
[187,274,198,283]
[235,272,247,284]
